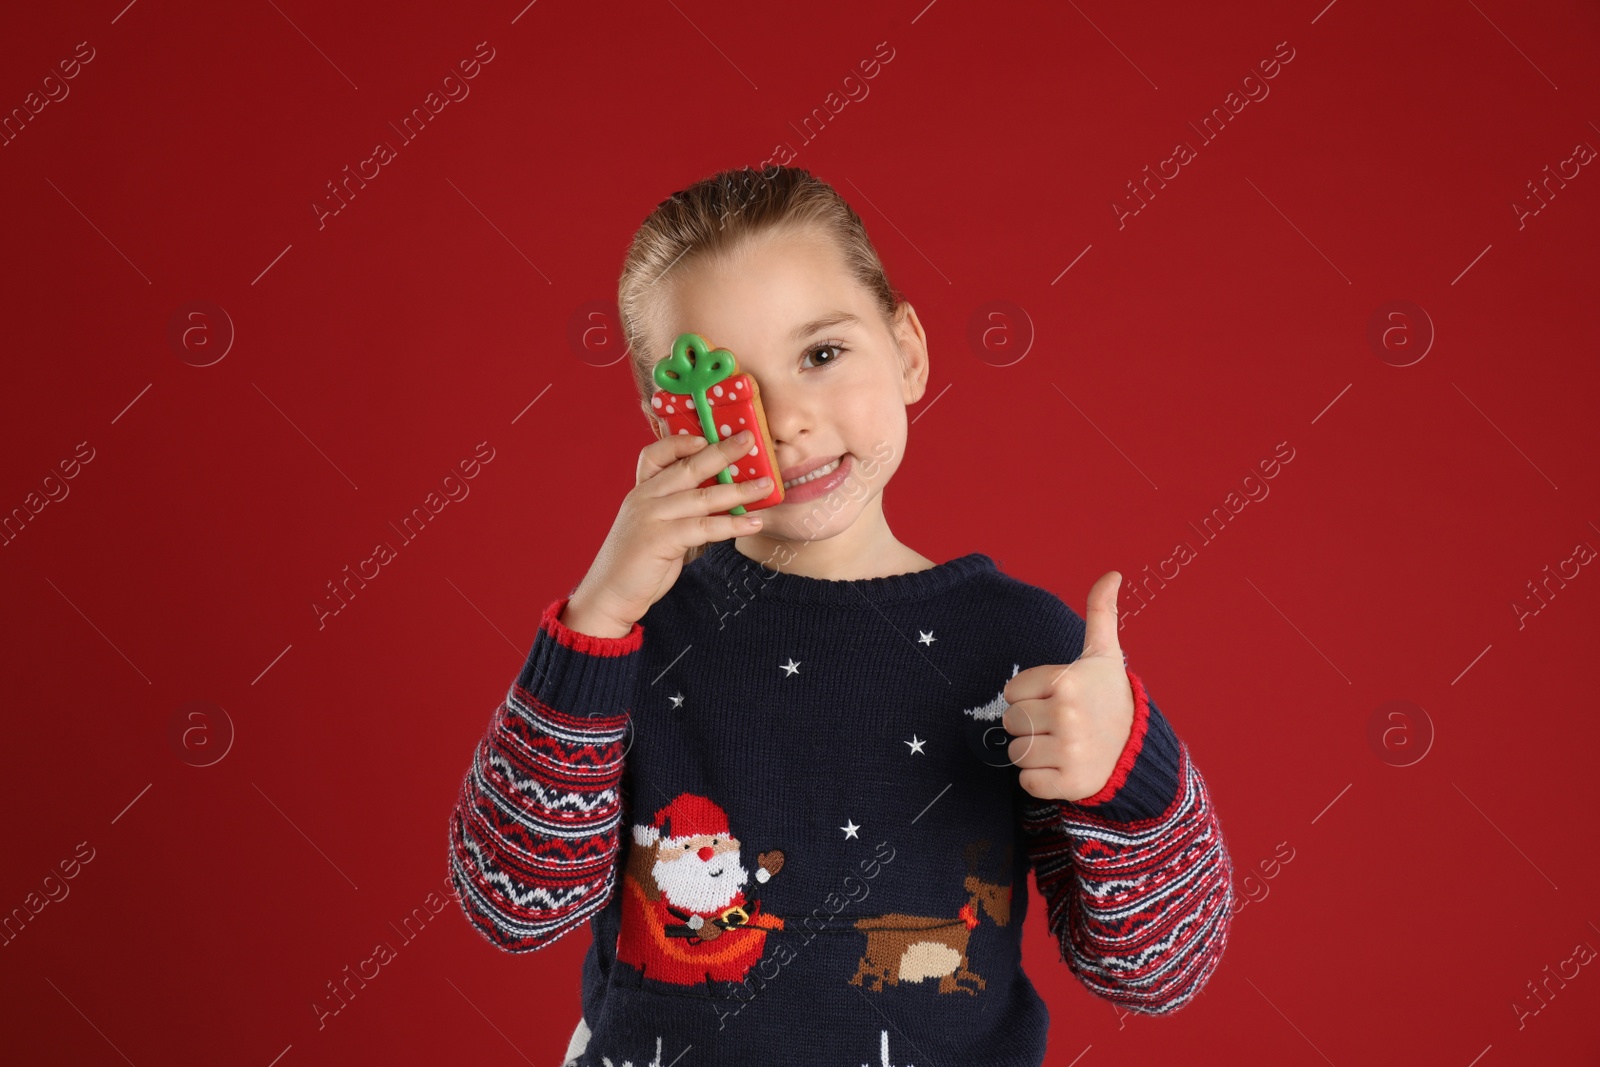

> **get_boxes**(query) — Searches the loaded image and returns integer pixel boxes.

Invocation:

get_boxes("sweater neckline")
[696,538,997,606]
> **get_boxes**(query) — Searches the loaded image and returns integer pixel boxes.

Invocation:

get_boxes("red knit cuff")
[540,596,643,656]
[1072,665,1150,807]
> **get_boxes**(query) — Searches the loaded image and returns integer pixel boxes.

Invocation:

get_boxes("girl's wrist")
[558,592,635,640]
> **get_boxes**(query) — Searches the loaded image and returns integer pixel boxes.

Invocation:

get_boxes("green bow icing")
[653,332,749,514]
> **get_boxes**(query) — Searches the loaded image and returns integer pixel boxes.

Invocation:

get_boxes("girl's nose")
[698,845,715,861]
[755,385,807,443]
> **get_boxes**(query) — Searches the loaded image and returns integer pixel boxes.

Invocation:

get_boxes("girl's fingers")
[644,429,760,497]
[637,430,712,485]
[651,471,773,523]
[682,429,759,488]
[670,510,767,550]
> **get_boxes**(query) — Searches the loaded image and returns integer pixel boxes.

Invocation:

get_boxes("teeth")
[783,456,842,489]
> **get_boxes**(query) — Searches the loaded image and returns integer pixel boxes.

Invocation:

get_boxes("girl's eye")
[802,341,848,369]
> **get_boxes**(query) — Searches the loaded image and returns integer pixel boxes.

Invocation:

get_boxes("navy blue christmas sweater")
[448,540,1235,1066]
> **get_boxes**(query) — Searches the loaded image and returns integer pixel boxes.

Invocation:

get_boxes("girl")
[448,166,1234,1067]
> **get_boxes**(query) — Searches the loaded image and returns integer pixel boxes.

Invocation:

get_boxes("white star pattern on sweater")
[668,693,684,709]
[780,657,801,676]
[841,819,860,839]
[904,735,926,755]
[918,630,936,645]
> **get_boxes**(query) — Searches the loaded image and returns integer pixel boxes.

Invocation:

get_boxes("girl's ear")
[894,302,931,405]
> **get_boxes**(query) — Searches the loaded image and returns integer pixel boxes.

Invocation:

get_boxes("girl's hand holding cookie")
[1002,572,1138,803]
[561,429,772,639]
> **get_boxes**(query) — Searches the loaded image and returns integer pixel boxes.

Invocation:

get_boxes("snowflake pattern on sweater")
[448,541,1234,1066]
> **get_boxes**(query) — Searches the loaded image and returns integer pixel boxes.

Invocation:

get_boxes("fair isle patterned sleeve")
[1020,666,1235,1013]
[448,594,643,952]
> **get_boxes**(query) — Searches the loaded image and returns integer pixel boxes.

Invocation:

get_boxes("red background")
[3,1,1598,1064]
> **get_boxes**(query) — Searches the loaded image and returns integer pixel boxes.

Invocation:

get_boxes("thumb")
[1081,571,1124,660]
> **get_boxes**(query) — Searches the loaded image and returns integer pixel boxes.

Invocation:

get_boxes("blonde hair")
[615,165,905,566]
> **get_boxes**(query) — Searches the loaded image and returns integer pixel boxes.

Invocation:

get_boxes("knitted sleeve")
[447,594,643,953]
[1019,666,1235,1014]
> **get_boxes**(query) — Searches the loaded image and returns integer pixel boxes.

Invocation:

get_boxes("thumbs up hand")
[1002,572,1137,803]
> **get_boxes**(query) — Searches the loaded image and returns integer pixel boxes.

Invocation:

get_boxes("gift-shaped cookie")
[650,332,784,515]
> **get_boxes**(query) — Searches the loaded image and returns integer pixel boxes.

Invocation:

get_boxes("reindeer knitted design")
[847,840,1012,995]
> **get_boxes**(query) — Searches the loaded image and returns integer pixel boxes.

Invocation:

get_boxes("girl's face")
[644,223,929,550]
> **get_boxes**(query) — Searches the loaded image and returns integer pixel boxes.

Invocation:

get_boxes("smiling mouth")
[782,455,844,490]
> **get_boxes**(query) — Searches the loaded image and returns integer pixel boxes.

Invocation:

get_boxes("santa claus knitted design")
[615,792,786,986]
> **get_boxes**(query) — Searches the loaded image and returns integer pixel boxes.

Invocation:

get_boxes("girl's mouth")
[779,453,852,503]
